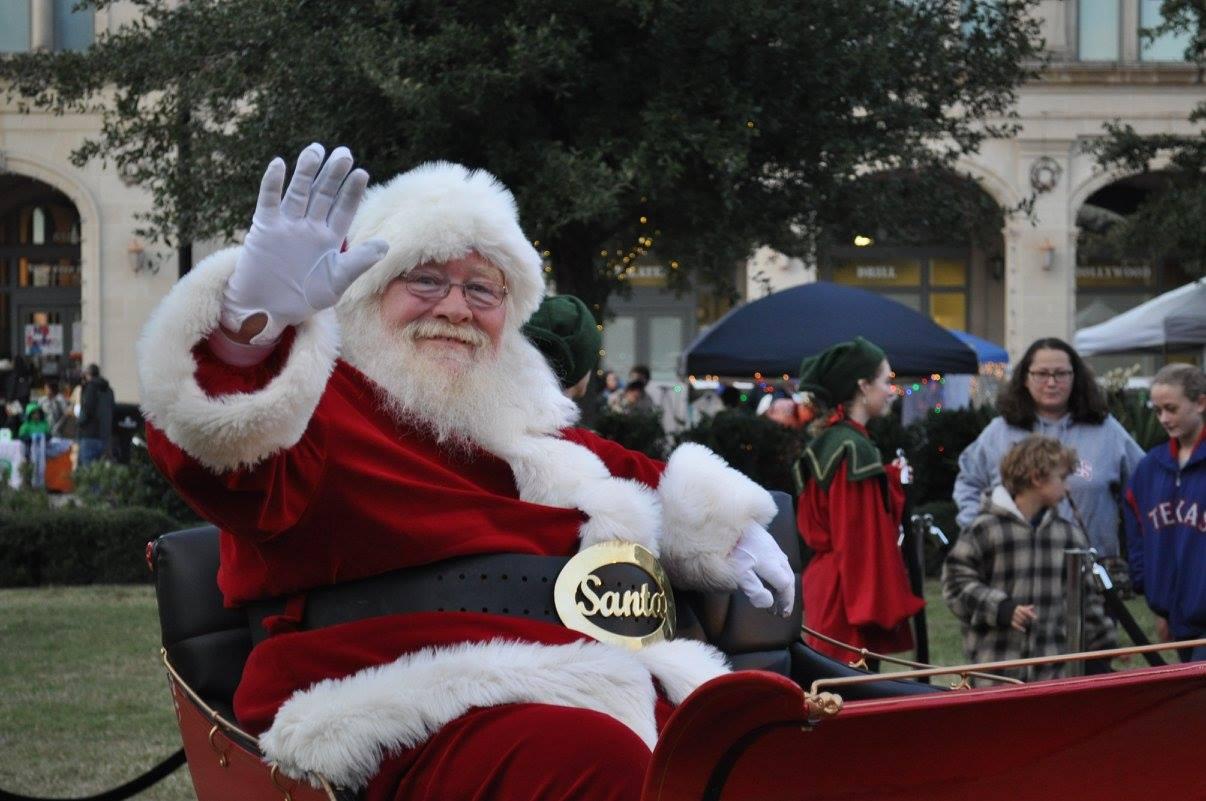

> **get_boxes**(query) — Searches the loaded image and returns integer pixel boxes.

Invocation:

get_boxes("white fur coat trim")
[260,637,729,790]
[657,443,779,591]
[499,434,662,554]
[137,247,339,472]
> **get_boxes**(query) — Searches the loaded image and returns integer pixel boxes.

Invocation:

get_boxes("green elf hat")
[523,294,603,389]
[797,336,887,406]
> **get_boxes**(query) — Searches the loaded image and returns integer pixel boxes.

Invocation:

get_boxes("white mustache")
[404,319,489,349]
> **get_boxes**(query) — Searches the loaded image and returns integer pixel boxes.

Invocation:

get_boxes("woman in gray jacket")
[954,337,1143,558]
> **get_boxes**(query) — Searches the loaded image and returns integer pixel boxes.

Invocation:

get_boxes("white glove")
[221,143,390,345]
[729,523,796,617]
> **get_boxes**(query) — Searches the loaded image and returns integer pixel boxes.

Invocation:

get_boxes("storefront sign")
[629,264,668,288]
[833,260,922,287]
[24,324,63,356]
[1076,265,1154,288]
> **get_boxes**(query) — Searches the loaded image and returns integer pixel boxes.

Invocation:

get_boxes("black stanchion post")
[1091,561,1166,667]
[1065,548,1091,677]
[897,450,930,676]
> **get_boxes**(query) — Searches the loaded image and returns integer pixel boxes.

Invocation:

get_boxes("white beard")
[337,297,578,455]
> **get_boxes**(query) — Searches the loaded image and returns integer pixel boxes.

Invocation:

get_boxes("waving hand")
[221,144,389,344]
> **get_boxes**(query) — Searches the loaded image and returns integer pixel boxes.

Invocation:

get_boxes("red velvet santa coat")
[137,247,777,791]
[797,423,923,661]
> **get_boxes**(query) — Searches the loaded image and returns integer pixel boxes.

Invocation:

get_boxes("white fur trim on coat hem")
[633,639,730,705]
[260,639,663,790]
[137,247,339,472]
[657,443,778,591]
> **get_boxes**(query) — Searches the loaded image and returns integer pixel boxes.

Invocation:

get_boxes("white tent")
[1074,278,1206,356]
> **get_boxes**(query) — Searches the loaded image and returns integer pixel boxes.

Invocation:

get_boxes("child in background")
[1125,363,1206,662]
[943,435,1115,683]
[18,403,51,442]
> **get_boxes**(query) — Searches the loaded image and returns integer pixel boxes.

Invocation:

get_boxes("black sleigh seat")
[150,490,939,799]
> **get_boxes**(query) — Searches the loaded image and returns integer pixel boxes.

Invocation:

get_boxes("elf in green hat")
[795,336,923,665]
[522,294,603,400]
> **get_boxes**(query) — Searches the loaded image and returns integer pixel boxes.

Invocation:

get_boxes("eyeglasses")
[401,269,508,310]
[1028,369,1074,384]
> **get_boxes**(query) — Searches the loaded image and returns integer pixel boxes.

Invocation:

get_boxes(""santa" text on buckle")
[554,542,675,650]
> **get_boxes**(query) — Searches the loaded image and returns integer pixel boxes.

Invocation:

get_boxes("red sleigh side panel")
[166,660,339,801]
[645,663,1206,801]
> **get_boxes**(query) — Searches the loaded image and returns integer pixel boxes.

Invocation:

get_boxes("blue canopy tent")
[681,282,979,378]
[948,329,1009,364]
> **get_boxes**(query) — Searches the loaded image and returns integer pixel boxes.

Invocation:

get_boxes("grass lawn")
[0,580,1171,800]
[0,585,195,801]
[885,579,1163,680]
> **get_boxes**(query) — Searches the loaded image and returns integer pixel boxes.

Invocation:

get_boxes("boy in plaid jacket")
[942,435,1116,683]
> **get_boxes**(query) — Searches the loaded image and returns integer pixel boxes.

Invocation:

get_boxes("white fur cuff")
[137,247,340,472]
[657,443,778,591]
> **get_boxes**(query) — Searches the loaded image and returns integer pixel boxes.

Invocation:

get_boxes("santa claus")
[138,144,794,800]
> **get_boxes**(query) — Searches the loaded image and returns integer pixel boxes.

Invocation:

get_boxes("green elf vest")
[793,422,886,493]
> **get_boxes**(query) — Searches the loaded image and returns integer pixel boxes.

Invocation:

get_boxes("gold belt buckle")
[554,542,676,650]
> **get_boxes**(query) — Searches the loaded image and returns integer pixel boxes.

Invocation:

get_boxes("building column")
[1003,149,1078,361]
[1003,224,1078,361]
[31,0,54,51]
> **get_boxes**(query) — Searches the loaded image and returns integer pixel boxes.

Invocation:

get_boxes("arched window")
[0,176,83,381]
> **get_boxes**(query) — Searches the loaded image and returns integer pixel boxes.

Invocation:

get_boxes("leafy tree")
[2,0,1042,313]
[1084,0,1206,276]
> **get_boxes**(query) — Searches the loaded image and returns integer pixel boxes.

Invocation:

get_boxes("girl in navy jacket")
[1125,364,1206,661]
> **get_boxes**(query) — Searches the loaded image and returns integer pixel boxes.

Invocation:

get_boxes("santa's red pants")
[366,703,652,801]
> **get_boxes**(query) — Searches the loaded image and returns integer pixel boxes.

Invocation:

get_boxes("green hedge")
[0,506,180,587]
[591,410,670,460]
[676,410,805,495]
[73,447,199,525]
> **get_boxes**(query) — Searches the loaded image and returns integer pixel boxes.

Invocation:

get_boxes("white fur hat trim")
[342,161,544,325]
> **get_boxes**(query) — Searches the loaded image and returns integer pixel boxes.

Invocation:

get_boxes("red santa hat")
[342,161,545,324]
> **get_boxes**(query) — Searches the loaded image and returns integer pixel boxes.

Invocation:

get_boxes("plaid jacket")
[942,486,1116,684]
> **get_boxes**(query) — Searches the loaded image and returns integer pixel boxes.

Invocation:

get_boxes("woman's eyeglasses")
[1028,369,1074,384]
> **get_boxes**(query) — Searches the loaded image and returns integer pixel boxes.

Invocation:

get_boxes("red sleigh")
[150,491,1206,801]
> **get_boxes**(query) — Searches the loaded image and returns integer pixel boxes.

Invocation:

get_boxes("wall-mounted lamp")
[989,254,1004,281]
[1039,242,1055,271]
[128,239,159,275]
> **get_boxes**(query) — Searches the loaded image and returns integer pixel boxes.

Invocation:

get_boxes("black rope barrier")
[0,749,185,801]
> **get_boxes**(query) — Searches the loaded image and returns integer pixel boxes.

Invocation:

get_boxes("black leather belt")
[245,553,570,646]
[245,551,706,645]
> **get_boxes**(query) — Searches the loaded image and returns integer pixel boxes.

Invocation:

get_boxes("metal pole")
[1064,548,1092,677]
